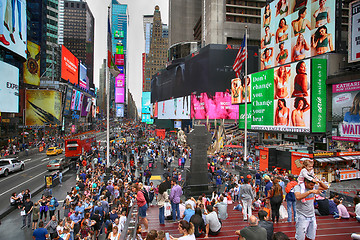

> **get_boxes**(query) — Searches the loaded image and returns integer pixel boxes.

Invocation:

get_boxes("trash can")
[45,171,59,188]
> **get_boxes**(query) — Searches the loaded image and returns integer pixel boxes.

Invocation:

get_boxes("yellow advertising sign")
[24,41,40,86]
[25,90,62,126]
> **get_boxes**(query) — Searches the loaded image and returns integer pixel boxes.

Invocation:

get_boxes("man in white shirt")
[204,205,221,238]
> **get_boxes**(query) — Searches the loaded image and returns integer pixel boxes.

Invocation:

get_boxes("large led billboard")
[116,104,124,118]
[191,92,238,120]
[260,0,335,70]
[142,92,151,114]
[79,63,87,89]
[247,58,326,133]
[61,46,79,84]
[158,96,191,120]
[115,88,125,103]
[23,41,40,86]
[151,44,259,103]
[332,80,360,141]
[115,74,125,88]
[0,61,19,113]
[63,86,73,116]
[25,90,62,126]
[81,96,91,117]
[0,0,27,59]
[115,54,124,66]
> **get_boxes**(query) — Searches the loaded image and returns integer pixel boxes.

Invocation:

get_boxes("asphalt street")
[0,131,107,217]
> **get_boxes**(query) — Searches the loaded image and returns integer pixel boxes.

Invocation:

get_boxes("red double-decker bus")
[65,131,96,160]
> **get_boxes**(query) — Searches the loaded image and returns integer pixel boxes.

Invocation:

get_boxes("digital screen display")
[23,41,40,86]
[260,0,335,70]
[115,74,125,88]
[115,54,124,66]
[115,87,125,103]
[191,92,239,120]
[63,86,73,116]
[0,61,19,113]
[142,92,151,114]
[79,63,87,89]
[0,0,27,59]
[61,46,79,84]
[158,96,191,120]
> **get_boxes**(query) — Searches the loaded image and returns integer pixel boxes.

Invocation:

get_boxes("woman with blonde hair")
[108,225,120,240]
[292,33,310,61]
[344,92,360,123]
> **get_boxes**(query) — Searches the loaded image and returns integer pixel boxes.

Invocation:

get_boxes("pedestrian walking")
[239,178,254,221]
[285,174,298,222]
[59,170,63,186]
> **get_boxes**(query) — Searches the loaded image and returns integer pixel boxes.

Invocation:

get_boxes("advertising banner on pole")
[23,41,40,86]
[311,58,327,132]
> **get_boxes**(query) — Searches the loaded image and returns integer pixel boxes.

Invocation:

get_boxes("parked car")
[0,158,25,177]
[46,147,63,156]
[47,158,70,171]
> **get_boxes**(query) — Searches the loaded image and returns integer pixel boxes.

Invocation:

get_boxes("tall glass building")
[111,1,127,55]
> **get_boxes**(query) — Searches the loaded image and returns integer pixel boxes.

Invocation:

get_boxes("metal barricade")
[120,205,139,240]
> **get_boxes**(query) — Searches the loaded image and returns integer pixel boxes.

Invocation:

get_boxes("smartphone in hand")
[165,232,170,240]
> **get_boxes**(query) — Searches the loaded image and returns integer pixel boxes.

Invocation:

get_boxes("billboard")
[332,80,360,141]
[191,92,239,120]
[260,0,335,70]
[63,86,73,116]
[81,96,91,117]
[0,0,27,59]
[116,104,124,118]
[174,120,182,129]
[77,92,83,111]
[0,61,19,113]
[115,54,124,65]
[349,0,360,63]
[70,89,77,110]
[61,45,79,84]
[158,96,191,120]
[25,90,62,126]
[79,63,87,89]
[248,58,326,133]
[151,44,259,102]
[115,88,124,103]
[116,45,124,54]
[231,76,251,104]
[142,113,154,124]
[142,92,151,114]
[91,98,96,118]
[115,74,125,88]
[23,41,40,86]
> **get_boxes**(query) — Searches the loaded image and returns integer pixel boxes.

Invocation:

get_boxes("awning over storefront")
[315,156,360,162]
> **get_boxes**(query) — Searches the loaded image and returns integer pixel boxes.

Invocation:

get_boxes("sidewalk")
[0,169,77,239]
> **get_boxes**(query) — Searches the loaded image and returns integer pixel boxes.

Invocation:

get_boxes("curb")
[0,168,70,220]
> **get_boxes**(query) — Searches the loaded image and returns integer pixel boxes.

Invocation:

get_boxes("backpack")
[141,189,150,204]
[54,197,59,208]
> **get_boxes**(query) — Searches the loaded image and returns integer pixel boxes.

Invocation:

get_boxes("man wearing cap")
[294,176,328,240]
[285,174,298,222]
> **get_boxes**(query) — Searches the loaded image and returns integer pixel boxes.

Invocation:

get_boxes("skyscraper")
[62,0,95,89]
[111,1,128,55]
[27,0,61,80]
[143,6,168,92]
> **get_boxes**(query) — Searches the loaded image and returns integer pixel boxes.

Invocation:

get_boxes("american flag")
[233,34,247,78]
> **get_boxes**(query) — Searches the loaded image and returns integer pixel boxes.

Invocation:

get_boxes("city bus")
[64,131,96,160]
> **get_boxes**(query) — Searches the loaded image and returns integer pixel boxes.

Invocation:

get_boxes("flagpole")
[106,6,110,168]
[244,26,248,166]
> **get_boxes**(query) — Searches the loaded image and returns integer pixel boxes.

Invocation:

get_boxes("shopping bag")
[20,210,26,216]
[279,205,288,219]
[164,202,172,217]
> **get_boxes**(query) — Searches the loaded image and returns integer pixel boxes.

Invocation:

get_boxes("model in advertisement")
[4,0,24,44]
[344,92,360,123]
[263,4,271,27]
[275,99,290,126]
[276,0,289,17]
[291,61,309,97]
[276,18,289,43]
[313,0,330,28]
[293,0,308,13]
[261,26,275,49]
[231,78,241,104]
[291,97,310,127]
[261,47,274,70]
[274,65,291,99]
[311,25,333,55]
[291,7,311,36]
[241,76,251,103]
[276,42,289,65]
[292,33,310,61]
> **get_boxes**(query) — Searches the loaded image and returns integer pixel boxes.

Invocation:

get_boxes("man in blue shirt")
[74,201,85,219]
[264,176,273,197]
[32,221,49,240]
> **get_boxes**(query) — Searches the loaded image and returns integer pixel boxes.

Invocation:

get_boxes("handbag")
[279,205,288,219]
[164,202,171,217]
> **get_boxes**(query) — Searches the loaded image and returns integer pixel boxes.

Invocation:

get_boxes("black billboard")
[151,44,259,102]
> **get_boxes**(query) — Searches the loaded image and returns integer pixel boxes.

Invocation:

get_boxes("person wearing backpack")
[49,195,59,219]
[285,174,298,223]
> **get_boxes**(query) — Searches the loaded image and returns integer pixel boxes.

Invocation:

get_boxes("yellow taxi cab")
[46,147,63,156]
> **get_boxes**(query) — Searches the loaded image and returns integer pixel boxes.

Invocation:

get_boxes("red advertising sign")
[61,46,79,85]
[142,53,146,91]
[115,54,124,66]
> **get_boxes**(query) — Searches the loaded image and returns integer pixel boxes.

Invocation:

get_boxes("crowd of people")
[9,120,360,240]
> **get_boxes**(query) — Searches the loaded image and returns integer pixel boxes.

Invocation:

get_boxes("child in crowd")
[334,198,350,220]
[298,158,318,184]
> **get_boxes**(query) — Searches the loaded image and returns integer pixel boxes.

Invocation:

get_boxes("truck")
[0,158,25,177]
[64,131,96,161]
